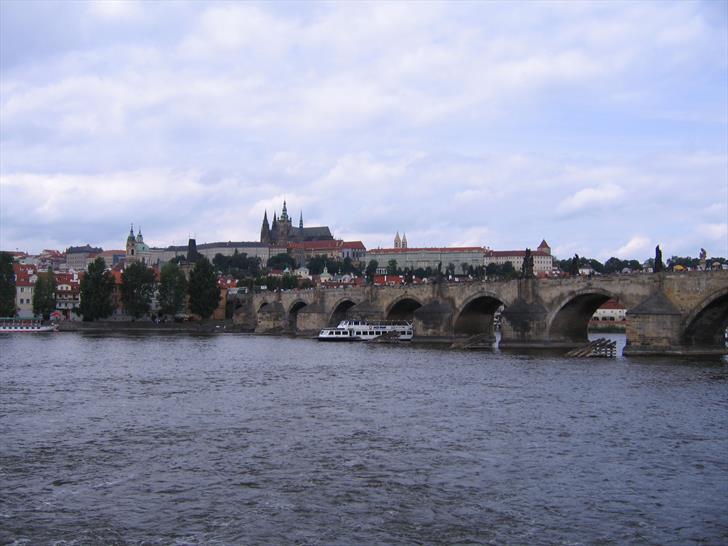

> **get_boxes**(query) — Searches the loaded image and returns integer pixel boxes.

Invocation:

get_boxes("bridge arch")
[547,288,618,343]
[328,298,358,326]
[454,292,506,336]
[385,295,423,321]
[682,287,728,348]
[258,301,270,313]
[288,300,308,332]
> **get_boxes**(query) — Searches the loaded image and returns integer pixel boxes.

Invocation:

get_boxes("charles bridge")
[232,270,728,355]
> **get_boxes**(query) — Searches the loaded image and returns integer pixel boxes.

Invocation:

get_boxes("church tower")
[260,210,271,244]
[394,231,401,248]
[401,233,408,248]
[276,200,292,245]
[126,224,136,258]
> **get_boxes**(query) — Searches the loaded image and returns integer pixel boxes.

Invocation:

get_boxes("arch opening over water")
[683,291,728,348]
[386,297,422,321]
[288,301,308,332]
[549,292,613,343]
[329,300,356,326]
[454,295,505,336]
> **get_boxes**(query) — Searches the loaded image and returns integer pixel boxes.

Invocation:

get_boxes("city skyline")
[1,1,727,259]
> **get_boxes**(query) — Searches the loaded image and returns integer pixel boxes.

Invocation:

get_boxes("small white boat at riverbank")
[0,318,58,333]
[318,320,413,341]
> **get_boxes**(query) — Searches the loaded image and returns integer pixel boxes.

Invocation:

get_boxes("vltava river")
[1,333,727,545]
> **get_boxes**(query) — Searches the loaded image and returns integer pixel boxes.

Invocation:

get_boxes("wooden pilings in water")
[565,338,617,358]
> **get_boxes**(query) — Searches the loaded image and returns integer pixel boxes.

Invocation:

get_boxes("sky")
[1,0,727,261]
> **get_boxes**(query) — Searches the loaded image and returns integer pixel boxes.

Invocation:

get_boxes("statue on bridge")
[699,248,707,270]
[569,254,580,277]
[654,245,664,273]
[521,248,535,278]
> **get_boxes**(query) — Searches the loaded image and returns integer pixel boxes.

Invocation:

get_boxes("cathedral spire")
[402,233,407,248]
[299,211,303,229]
[394,231,401,248]
[260,210,271,244]
[280,200,289,222]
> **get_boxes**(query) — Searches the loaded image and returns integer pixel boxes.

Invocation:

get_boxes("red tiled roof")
[288,240,342,251]
[368,247,484,254]
[341,241,366,250]
[485,250,550,257]
[110,270,123,285]
[599,299,625,310]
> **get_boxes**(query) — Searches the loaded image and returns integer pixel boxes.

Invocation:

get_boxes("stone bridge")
[232,271,728,355]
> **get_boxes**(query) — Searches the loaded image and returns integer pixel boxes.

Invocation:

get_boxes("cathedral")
[260,200,333,246]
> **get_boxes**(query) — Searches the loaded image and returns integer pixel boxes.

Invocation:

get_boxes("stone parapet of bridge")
[231,271,728,355]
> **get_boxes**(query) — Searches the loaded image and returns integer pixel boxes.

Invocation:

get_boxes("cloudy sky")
[1,0,726,261]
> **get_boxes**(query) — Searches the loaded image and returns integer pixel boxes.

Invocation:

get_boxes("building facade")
[484,240,554,274]
[66,245,103,271]
[364,247,486,273]
[14,264,37,318]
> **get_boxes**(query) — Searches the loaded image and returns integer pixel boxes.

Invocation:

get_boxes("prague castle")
[259,200,333,245]
[123,200,354,268]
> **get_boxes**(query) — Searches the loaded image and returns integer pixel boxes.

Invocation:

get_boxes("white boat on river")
[318,319,413,341]
[0,318,59,333]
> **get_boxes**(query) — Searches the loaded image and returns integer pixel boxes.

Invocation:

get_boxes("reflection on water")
[1,333,727,545]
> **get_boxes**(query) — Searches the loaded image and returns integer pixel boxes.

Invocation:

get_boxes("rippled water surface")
[1,333,727,545]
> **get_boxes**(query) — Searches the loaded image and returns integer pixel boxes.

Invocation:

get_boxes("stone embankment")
[58,320,246,334]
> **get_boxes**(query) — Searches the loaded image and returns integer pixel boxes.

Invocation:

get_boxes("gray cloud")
[1,1,726,260]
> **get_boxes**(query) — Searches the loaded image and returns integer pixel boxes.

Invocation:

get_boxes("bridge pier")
[412,300,455,343]
[295,303,329,336]
[255,301,287,333]
[624,291,726,355]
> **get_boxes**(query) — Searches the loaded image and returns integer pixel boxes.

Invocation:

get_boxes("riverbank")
[58,320,248,333]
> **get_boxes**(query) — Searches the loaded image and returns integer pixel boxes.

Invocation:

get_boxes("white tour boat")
[318,319,413,342]
[0,318,59,333]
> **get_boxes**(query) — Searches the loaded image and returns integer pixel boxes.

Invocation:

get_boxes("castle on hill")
[259,200,333,246]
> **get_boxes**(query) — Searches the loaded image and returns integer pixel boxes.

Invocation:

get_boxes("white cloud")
[557,184,625,215]
[697,223,728,241]
[0,2,726,256]
[88,0,142,20]
[613,236,651,259]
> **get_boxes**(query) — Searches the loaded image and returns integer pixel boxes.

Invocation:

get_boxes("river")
[1,333,727,545]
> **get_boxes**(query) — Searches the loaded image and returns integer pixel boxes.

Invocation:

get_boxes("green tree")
[501,261,517,280]
[158,261,188,316]
[267,253,296,271]
[365,260,378,284]
[79,257,115,321]
[386,259,398,275]
[188,257,221,319]
[280,273,298,289]
[0,252,16,317]
[121,261,156,319]
[307,255,339,275]
[603,257,625,274]
[33,267,57,319]
[341,256,356,275]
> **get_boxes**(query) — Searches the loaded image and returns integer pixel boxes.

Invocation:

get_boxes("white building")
[364,246,486,274]
[592,300,627,322]
[484,240,554,274]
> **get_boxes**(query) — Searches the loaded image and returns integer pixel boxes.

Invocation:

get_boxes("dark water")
[1,333,727,545]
